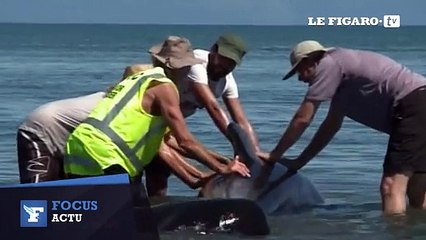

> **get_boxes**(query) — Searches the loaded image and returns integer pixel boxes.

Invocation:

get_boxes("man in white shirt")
[175,33,260,150]
[146,34,260,196]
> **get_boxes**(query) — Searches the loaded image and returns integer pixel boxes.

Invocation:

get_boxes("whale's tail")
[148,198,270,235]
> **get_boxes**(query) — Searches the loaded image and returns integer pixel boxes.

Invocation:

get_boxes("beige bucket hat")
[149,36,204,69]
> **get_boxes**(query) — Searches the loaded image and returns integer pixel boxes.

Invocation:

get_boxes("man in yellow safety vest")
[63,36,250,181]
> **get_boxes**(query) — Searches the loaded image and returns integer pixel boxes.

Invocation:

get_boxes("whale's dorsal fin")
[226,122,261,168]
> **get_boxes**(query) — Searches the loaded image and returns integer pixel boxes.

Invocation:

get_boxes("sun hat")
[282,40,332,80]
[149,36,204,69]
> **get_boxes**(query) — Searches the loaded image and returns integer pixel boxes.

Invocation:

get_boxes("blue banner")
[0,174,159,240]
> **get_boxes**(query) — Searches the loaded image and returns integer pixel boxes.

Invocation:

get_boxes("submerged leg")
[407,173,426,209]
[380,171,411,214]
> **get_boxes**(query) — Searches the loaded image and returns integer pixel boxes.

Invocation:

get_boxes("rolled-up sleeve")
[223,73,239,99]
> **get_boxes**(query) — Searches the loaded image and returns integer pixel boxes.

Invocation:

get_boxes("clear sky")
[2,0,425,25]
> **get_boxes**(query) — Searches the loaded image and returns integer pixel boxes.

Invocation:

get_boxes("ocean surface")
[1,23,426,239]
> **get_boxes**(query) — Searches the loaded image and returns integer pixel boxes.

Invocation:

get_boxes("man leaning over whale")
[17,37,250,194]
[140,33,262,196]
[259,40,426,215]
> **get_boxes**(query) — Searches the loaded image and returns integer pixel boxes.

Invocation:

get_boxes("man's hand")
[278,157,305,172]
[221,158,251,177]
[256,151,270,161]
[256,151,281,163]
[257,152,305,171]
[192,172,218,189]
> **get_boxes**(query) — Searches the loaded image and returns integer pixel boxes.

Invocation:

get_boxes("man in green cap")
[173,33,260,149]
[145,33,262,195]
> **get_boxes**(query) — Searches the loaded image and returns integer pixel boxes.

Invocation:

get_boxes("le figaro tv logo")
[307,15,401,28]
[20,200,48,227]
[20,200,98,228]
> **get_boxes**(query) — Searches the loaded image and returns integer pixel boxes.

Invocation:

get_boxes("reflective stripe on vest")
[82,73,166,172]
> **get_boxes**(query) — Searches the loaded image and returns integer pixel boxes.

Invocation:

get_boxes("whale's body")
[151,123,324,236]
[200,123,324,215]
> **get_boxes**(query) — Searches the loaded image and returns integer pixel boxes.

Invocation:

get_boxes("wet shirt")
[18,92,105,156]
[178,49,239,117]
[306,48,426,134]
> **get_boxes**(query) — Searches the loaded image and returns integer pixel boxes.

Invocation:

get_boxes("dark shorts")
[17,129,64,183]
[144,155,171,178]
[384,86,426,174]
[143,155,172,196]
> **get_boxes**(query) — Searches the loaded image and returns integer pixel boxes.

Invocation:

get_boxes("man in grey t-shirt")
[259,40,426,215]
[17,92,105,183]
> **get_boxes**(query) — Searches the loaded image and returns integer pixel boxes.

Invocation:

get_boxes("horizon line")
[1,21,425,27]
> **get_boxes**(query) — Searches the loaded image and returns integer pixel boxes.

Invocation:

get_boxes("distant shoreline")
[0,22,303,27]
[0,22,424,27]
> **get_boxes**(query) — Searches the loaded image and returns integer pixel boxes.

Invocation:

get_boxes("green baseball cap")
[215,33,247,65]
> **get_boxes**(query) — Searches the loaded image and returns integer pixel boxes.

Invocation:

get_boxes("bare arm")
[164,133,230,164]
[224,97,260,152]
[296,105,344,165]
[157,142,213,189]
[281,104,344,170]
[191,82,230,138]
[154,82,249,176]
[270,99,321,160]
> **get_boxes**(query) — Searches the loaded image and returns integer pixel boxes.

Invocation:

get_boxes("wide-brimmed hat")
[149,36,204,69]
[282,40,332,80]
[215,33,247,65]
